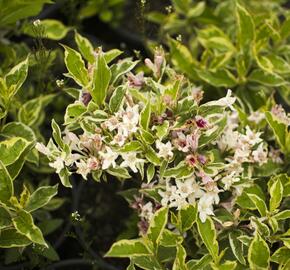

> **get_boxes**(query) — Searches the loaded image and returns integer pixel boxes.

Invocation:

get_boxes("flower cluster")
[36,51,286,228]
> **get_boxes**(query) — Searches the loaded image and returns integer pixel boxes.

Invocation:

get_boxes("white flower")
[242,126,262,146]
[104,116,120,131]
[35,142,51,156]
[140,202,154,221]
[156,140,173,159]
[159,184,177,206]
[65,153,82,166]
[252,144,268,165]
[123,105,139,126]
[49,156,64,173]
[222,172,240,190]
[76,159,90,180]
[33,19,41,27]
[173,132,189,152]
[111,131,127,147]
[248,111,265,124]
[63,130,80,151]
[176,178,195,198]
[198,196,214,223]
[99,146,119,170]
[120,152,144,173]
[205,89,236,110]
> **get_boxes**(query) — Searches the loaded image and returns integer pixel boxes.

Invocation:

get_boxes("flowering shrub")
[34,33,290,269]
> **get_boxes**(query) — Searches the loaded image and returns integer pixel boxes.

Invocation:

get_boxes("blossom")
[156,140,173,159]
[252,144,268,165]
[176,178,196,198]
[99,146,119,169]
[140,202,154,221]
[248,111,265,124]
[35,142,51,156]
[76,160,90,180]
[63,130,80,151]
[49,156,65,173]
[120,152,144,173]
[111,132,127,147]
[222,172,240,190]
[271,104,290,125]
[198,196,214,222]
[127,72,144,88]
[104,116,119,131]
[87,156,100,170]
[173,132,189,152]
[205,89,236,110]
[242,126,263,146]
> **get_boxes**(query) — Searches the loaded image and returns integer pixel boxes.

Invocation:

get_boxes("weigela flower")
[248,111,265,124]
[49,156,65,174]
[205,89,236,110]
[198,195,214,223]
[252,144,268,165]
[76,160,91,180]
[99,146,119,170]
[156,140,174,159]
[139,202,154,221]
[35,142,51,156]
[271,104,290,125]
[120,152,144,173]
[222,172,240,190]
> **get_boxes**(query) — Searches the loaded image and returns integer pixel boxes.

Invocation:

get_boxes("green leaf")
[199,116,227,147]
[1,122,36,142]
[58,167,72,188]
[25,185,58,212]
[140,100,151,131]
[0,229,31,248]
[248,69,286,86]
[104,49,123,64]
[63,45,89,87]
[236,4,255,48]
[236,185,265,210]
[197,69,237,88]
[75,31,95,63]
[271,247,290,265]
[229,231,246,265]
[0,137,30,166]
[0,206,11,229]
[5,57,29,98]
[154,121,169,140]
[91,51,112,106]
[110,60,138,85]
[18,97,43,126]
[269,178,283,212]
[24,19,70,40]
[107,167,131,179]
[265,112,289,154]
[273,210,290,220]
[109,85,126,113]
[197,216,219,262]
[186,254,212,270]
[12,209,46,246]
[147,207,168,245]
[169,39,197,80]
[248,194,267,217]
[179,204,197,232]
[159,229,183,247]
[145,147,161,165]
[146,164,155,183]
[105,239,151,257]
[248,233,270,270]
[51,119,64,149]
[64,102,87,125]
[173,244,187,270]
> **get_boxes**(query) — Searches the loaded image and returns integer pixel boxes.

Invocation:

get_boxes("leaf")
[75,31,95,63]
[271,247,290,265]
[145,147,161,165]
[265,112,289,154]
[197,69,237,88]
[91,51,111,106]
[64,102,87,125]
[248,233,270,270]
[0,161,13,203]
[0,137,30,166]
[110,59,138,85]
[105,239,151,257]
[273,210,290,220]
[269,178,283,212]
[63,45,89,87]
[248,194,267,217]
[199,116,227,147]
[109,85,126,113]
[24,19,70,40]
[0,207,11,229]
[229,231,246,265]
[51,119,64,149]
[104,49,123,64]
[107,167,131,179]
[236,4,255,48]
[140,100,151,131]
[236,185,265,210]
[18,97,43,126]
[1,122,36,142]
[0,229,31,248]
[169,39,197,80]
[25,185,58,212]
[5,57,28,98]
[146,164,155,183]
[186,254,212,270]
[179,204,197,232]
[197,216,219,262]
[173,244,187,270]
[248,69,286,86]
[12,209,46,246]
[147,207,168,245]
[159,229,183,247]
